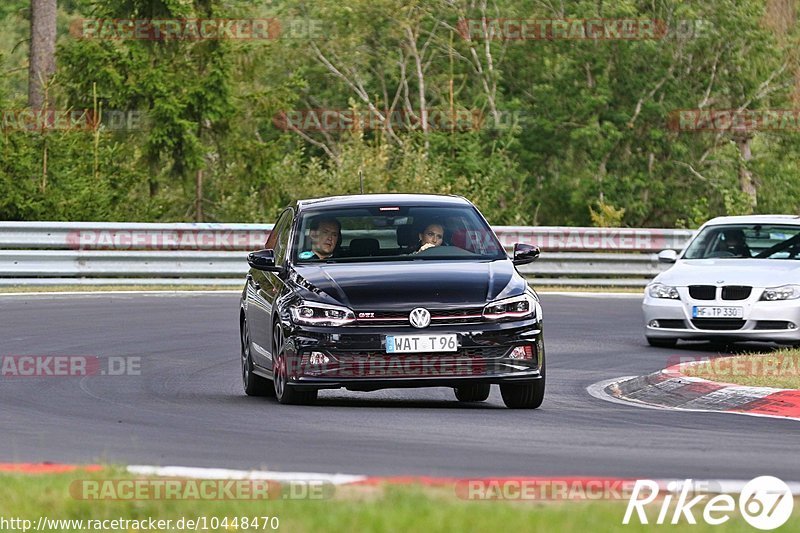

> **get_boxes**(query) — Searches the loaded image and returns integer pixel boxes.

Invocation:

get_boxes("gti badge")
[409,307,431,328]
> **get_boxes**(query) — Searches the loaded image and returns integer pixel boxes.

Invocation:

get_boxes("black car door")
[246,208,293,369]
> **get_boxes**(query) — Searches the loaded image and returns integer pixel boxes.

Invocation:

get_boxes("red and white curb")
[3,464,800,498]
[588,358,800,421]
[0,463,104,474]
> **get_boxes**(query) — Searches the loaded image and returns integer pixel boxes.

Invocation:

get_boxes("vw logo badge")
[409,307,431,328]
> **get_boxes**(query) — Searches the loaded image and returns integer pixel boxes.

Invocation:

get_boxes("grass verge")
[681,349,800,389]
[0,469,797,532]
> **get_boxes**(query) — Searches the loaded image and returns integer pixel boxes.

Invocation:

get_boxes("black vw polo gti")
[239,194,545,408]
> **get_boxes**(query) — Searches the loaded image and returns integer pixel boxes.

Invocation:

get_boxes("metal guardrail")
[0,222,694,287]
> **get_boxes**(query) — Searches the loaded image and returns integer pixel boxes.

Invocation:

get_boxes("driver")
[721,229,751,257]
[413,222,445,254]
[301,217,341,260]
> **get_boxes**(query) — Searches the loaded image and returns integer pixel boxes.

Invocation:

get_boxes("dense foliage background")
[1,0,799,227]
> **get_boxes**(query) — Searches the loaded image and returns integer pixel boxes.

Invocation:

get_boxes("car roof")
[701,215,800,227]
[294,194,472,211]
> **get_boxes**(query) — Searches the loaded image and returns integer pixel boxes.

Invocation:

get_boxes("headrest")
[396,224,417,247]
[349,238,380,257]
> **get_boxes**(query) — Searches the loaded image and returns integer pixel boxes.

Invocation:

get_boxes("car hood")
[655,258,800,287]
[290,260,524,310]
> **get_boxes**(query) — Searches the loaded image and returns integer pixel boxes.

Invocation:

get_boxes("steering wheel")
[707,251,735,258]
[413,245,475,257]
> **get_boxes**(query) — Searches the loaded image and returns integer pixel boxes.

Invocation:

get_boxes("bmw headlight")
[483,293,539,321]
[648,283,680,299]
[290,301,355,326]
[760,285,800,301]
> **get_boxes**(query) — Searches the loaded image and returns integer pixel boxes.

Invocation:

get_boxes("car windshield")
[683,224,800,260]
[292,205,506,263]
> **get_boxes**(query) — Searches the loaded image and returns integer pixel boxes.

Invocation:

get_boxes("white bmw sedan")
[643,215,800,347]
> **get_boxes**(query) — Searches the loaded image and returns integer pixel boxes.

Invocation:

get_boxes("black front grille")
[430,308,484,318]
[755,321,792,330]
[689,285,716,300]
[658,319,687,329]
[355,308,485,326]
[722,286,752,300]
[691,319,745,331]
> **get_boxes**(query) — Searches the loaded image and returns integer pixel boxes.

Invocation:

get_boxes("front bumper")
[643,288,800,343]
[282,319,544,390]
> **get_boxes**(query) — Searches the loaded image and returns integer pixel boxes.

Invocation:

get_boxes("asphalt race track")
[1,292,798,479]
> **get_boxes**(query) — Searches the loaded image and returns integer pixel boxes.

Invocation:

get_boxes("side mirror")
[513,243,540,266]
[657,249,678,264]
[248,249,282,272]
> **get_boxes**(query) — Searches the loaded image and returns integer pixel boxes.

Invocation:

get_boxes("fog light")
[309,352,330,365]
[649,320,660,328]
[509,345,533,360]
[789,323,797,330]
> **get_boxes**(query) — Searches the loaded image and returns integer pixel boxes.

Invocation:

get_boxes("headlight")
[483,293,539,321]
[290,301,355,326]
[648,283,680,299]
[760,285,800,301]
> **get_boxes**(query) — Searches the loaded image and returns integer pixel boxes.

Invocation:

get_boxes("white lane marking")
[0,290,240,298]
[538,291,642,298]
[126,465,367,485]
[655,479,800,495]
[587,377,670,411]
[587,377,800,422]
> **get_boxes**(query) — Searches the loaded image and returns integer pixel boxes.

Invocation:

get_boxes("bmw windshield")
[292,205,507,263]
[683,224,800,260]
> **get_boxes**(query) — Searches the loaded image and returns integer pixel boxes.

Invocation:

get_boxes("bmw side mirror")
[248,249,282,272]
[657,249,678,264]
[513,243,540,266]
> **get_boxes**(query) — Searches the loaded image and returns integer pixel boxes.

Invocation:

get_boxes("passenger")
[413,222,445,254]
[300,217,341,260]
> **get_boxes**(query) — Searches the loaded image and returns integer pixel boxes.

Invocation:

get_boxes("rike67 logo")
[624,476,794,530]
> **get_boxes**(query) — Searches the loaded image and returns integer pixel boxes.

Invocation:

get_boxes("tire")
[272,322,318,405]
[500,360,545,409]
[241,318,275,397]
[646,337,678,348]
[454,383,491,402]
